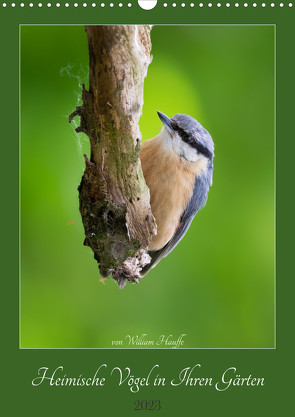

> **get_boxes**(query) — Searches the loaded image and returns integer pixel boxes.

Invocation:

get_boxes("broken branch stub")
[69,25,157,288]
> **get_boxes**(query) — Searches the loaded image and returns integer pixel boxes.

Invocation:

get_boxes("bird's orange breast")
[140,137,207,251]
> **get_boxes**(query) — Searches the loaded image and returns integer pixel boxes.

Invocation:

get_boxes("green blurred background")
[21,25,274,348]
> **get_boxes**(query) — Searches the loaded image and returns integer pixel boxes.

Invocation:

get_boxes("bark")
[69,25,156,288]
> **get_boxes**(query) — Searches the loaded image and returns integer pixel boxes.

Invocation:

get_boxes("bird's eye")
[173,124,194,146]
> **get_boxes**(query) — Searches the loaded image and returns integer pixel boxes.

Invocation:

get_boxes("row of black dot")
[1,2,294,7]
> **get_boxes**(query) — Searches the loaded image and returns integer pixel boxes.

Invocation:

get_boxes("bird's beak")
[157,111,173,132]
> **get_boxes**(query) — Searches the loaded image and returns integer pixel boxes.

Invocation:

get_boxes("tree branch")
[70,25,157,288]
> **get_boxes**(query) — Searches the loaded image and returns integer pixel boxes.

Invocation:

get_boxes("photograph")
[20,24,275,349]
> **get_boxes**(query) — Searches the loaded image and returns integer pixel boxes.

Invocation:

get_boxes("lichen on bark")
[69,25,157,288]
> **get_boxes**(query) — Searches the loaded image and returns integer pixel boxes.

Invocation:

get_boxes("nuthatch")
[140,111,214,275]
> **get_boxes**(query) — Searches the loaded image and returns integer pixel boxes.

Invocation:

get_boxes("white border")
[19,23,276,350]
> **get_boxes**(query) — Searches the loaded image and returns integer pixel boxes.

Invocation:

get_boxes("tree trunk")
[69,25,156,288]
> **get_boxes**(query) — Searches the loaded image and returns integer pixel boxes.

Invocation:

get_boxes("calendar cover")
[1,1,292,415]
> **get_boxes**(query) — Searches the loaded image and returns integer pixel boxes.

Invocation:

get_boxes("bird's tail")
[140,249,164,277]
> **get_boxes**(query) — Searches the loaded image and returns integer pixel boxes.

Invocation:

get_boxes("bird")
[139,111,214,276]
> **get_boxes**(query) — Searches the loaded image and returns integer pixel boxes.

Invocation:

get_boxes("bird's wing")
[140,172,211,277]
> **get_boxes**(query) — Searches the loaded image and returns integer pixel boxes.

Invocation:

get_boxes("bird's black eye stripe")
[171,121,213,159]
